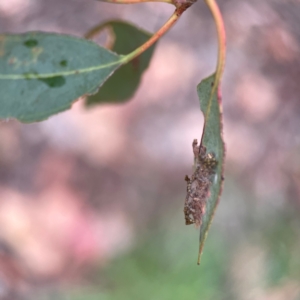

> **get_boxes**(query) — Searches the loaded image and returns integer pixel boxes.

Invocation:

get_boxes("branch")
[121,3,194,63]
[97,0,173,4]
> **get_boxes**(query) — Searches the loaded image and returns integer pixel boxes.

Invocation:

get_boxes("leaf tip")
[197,240,204,265]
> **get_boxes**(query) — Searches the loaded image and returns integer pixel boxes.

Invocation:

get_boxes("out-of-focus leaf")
[0,32,122,122]
[85,21,155,106]
[197,74,225,264]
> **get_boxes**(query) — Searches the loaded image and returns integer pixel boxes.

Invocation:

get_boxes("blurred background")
[1,0,300,299]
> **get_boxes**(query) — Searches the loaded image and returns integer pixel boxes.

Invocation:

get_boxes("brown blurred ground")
[0,0,300,299]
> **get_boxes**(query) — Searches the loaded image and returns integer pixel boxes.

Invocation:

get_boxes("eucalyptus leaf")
[0,32,122,122]
[197,74,225,264]
[85,21,156,106]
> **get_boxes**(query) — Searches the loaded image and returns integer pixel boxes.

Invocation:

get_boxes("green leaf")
[0,32,122,122]
[197,74,225,264]
[85,21,156,106]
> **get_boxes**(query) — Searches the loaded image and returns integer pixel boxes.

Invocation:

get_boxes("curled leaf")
[184,74,225,264]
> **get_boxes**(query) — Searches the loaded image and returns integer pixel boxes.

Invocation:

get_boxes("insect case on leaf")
[184,139,218,227]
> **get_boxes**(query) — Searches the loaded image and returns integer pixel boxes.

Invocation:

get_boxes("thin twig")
[121,4,193,63]
[98,0,173,4]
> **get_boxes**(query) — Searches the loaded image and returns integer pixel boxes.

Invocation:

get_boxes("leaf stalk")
[204,0,226,95]
[121,1,194,63]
